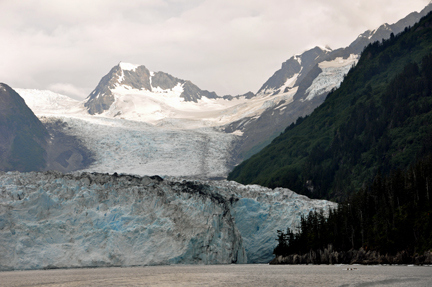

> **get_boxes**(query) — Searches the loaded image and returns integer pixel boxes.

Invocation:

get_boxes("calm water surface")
[0,264,431,287]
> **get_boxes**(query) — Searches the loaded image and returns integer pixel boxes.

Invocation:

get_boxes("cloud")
[0,0,430,98]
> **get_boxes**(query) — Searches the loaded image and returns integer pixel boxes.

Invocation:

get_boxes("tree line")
[274,153,432,257]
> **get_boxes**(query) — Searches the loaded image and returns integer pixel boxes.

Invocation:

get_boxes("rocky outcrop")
[270,245,432,265]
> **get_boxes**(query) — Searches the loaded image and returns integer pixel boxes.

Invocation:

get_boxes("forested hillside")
[273,153,432,261]
[228,11,432,201]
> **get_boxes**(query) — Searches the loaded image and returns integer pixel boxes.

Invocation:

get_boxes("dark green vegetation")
[0,83,48,171]
[228,12,432,201]
[274,154,432,258]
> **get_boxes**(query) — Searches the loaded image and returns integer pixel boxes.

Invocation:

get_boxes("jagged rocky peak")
[84,62,151,115]
[85,62,219,115]
[256,46,332,97]
[256,2,432,100]
[349,2,432,54]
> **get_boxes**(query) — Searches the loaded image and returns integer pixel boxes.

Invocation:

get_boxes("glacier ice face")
[171,179,337,263]
[0,171,246,270]
[0,172,335,270]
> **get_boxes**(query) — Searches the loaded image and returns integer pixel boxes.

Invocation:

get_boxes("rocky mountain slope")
[0,86,94,173]
[85,62,218,115]
[0,83,48,172]
[227,2,432,160]
[228,10,432,200]
[0,171,335,270]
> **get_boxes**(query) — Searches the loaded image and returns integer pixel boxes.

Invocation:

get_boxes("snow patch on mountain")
[94,85,296,128]
[305,54,359,101]
[119,62,139,71]
[15,89,84,116]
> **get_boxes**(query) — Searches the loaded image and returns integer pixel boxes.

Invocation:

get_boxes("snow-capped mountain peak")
[84,63,219,115]
[118,61,139,71]
[255,46,332,97]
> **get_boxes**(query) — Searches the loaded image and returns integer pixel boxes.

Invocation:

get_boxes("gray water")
[1,264,431,286]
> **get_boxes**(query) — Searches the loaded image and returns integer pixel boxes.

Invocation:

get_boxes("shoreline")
[270,247,432,266]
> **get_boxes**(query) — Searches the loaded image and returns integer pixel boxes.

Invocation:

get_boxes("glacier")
[42,116,238,179]
[0,171,336,270]
[15,86,299,179]
[305,55,359,101]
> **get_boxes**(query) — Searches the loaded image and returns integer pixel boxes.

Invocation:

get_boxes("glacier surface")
[43,116,238,179]
[305,55,359,101]
[0,171,336,270]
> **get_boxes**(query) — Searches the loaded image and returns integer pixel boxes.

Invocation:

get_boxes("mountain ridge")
[8,3,432,179]
[228,10,432,200]
[85,62,219,115]
[226,2,432,161]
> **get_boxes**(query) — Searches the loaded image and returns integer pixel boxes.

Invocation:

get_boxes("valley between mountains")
[10,3,431,179]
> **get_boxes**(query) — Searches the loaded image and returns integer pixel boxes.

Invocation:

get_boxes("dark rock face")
[270,246,432,265]
[181,81,218,102]
[150,71,219,102]
[0,83,48,171]
[222,92,255,100]
[151,71,179,90]
[85,65,120,115]
[122,66,153,91]
[0,84,94,173]
[42,118,95,173]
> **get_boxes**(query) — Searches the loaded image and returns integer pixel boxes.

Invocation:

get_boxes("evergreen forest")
[274,153,432,258]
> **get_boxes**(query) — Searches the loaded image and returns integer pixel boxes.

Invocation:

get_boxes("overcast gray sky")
[0,0,430,100]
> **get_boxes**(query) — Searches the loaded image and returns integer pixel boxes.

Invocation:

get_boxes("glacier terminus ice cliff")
[0,171,335,270]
